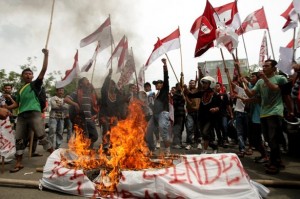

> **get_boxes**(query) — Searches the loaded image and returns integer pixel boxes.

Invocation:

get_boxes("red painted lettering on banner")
[199,157,222,185]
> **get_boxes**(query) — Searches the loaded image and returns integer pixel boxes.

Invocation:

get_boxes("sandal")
[9,165,24,173]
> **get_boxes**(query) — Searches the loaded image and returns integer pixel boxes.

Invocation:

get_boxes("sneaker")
[202,150,208,154]
[156,142,160,149]
[223,140,229,148]
[185,145,192,150]
[237,151,245,158]
[265,165,279,175]
[173,145,181,149]
[165,147,171,156]
[213,150,218,154]
[197,143,202,150]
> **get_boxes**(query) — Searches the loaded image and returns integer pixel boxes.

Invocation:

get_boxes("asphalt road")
[0,130,300,199]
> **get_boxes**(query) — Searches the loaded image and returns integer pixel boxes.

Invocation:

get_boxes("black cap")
[152,80,163,85]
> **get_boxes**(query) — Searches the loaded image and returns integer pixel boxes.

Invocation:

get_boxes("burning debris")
[58,99,174,195]
[40,99,265,198]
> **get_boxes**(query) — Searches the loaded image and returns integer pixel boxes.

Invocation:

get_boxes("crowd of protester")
[0,49,299,175]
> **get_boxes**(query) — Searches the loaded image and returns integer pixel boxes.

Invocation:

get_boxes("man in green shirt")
[8,49,53,173]
[243,59,291,174]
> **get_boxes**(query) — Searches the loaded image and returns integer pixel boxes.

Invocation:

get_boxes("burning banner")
[40,100,267,198]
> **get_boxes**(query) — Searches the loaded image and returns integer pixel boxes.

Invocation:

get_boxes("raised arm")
[37,49,49,80]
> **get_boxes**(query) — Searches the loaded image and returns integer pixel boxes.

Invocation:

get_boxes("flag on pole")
[81,43,100,72]
[194,0,218,57]
[117,49,135,89]
[137,65,145,91]
[277,47,294,75]
[216,66,225,93]
[280,2,298,32]
[56,50,80,88]
[214,1,241,30]
[294,0,300,14]
[190,16,214,40]
[80,16,112,49]
[215,26,239,53]
[145,28,180,68]
[106,35,128,70]
[286,28,300,49]
[236,7,268,35]
[259,31,268,66]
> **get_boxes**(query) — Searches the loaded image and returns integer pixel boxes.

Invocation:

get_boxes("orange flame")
[63,98,173,194]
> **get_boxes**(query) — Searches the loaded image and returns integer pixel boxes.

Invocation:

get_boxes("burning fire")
[62,99,173,194]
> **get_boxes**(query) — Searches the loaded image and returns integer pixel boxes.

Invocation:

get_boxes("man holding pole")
[7,49,54,173]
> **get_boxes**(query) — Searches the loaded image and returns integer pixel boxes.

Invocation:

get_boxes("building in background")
[198,59,248,85]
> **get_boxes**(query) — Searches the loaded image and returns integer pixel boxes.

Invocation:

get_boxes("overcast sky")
[0,0,297,88]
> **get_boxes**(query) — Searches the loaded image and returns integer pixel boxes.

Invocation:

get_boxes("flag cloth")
[294,0,300,14]
[81,43,100,72]
[259,31,268,66]
[56,50,80,88]
[215,26,239,53]
[214,1,241,30]
[286,28,300,49]
[117,49,135,89]
[216,66,225,93]
[145,28,180,68]
[106,35,128,70]
[137,65,145,91]
[281,3,298,32]
[80,16,112,49]
[190,16,214,40]
[236,7,268,35]
[194,0,218,57]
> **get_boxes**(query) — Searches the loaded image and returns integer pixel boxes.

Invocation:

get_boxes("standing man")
[2,84,17,127]
[145,58,171,155]
[243,59,290,174]
[48,88,68,149]
[64,77,99,149]
[7,49,53,173]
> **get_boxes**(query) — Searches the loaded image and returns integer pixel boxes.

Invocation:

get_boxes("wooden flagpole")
[165,53,179,84]
[220,49,233,94]
[293,27,297,61]
[45,0,56,49]
[267,29,275,60]
[178,26,184,87]
[241,34,250,69]
[90,42,99,84]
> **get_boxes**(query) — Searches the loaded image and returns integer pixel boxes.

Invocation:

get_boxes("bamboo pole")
[165,53,179,84]
[0,178,40,188]
[131,48,139,91]
[267,29,275,60]
[45,0,56,49]
[178,26,183,75]
[220,49,233,94]
[254,179,300,188]
[90,42,99,84]
[241,31,250,70]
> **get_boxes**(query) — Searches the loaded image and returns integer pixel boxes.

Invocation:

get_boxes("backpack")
[30,82,47,112]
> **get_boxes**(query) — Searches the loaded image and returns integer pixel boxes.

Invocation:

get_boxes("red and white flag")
[194,0,217,57]
[145,28,180,68]
[137,65,145,91]
[190,16,214,40]
[294,0,300,14]
[117,49,135,89]
[106,35,128,70]
[215,26,239,53]
[81,43,100,72]
[281,2,298,32]
[259,31,268,66]
[216,66,225,93]
[286,28,300,49]
[56,50,80,88]
[214,1,241,30]
[80,16,112,49]
[236,7,268,35]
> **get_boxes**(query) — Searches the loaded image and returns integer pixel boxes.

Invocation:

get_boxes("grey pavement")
[0,131,300,199]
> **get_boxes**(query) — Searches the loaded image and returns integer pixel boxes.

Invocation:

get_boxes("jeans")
[235,111,248,152]
[185,111,199,144]
[172,115,185,146]
[145,111,170,151]
[48,118,64,149]
[65,118,73,143]
[83,120,99,146]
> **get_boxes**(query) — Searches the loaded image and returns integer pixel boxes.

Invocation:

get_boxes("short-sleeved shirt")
[17,79,42,114]
[252,75,287,118]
